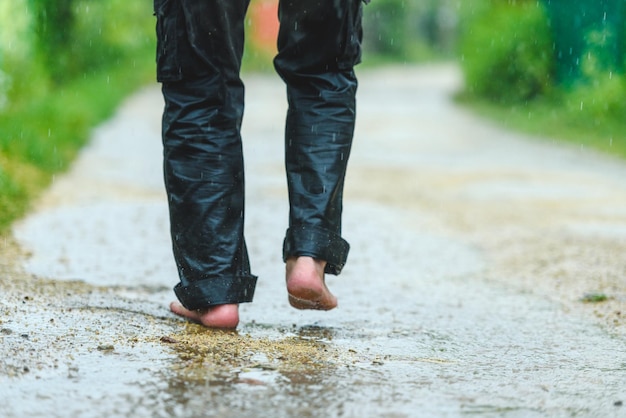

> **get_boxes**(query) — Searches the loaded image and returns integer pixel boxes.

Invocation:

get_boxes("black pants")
[154,0,363,310]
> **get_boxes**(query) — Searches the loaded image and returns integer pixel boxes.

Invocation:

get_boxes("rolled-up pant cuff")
[282,225,349,275]
[174,274,258,310]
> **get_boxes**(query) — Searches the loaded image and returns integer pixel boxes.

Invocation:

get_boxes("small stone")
[97,344,115,351]
[615,400,623,407]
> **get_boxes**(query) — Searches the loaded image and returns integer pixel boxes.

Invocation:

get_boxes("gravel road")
[2,64,626,417]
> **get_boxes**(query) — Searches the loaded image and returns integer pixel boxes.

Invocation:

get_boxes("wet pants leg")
[155,0,256,310]
[154,0,364,310]
[274,0,364,275]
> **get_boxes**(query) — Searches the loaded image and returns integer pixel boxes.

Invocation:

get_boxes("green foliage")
[459,0,554,103]
[544,0,626,84]
[566,73,626,127]
[27,0,155,84]
[0,0,156,233]
[1,66,152,171]
[457,0,626,161]
[0,59,155,232]
[30,0,75,83]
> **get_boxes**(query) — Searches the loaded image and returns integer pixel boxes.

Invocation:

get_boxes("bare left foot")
[169,302,239,329]
[286,256,338,311]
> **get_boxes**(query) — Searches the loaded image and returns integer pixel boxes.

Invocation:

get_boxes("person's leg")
[274,0,364,310]
[154,0,256,328]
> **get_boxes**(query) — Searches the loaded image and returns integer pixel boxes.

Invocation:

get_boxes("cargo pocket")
[337,0,365,70]
[154,0,183,82]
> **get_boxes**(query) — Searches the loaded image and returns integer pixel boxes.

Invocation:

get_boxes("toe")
[169,301,201,322]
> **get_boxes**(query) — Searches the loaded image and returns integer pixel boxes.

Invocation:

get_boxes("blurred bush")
[457,0,626,159]
[545,0,625,84]
[0,0,155,232]
[458,0,626,101]
[1,0,154,104]
[565,74,626,126]
[458,0,554,103]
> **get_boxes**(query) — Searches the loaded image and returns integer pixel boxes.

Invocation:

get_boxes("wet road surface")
[2,64,626,417]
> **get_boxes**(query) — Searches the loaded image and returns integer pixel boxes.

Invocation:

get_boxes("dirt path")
[2,64,626,417]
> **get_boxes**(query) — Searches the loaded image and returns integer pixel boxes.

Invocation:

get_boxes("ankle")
[286,256,326,277]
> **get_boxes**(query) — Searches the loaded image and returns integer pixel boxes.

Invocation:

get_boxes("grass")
[581,292,609,303]
[0,49,155,233]
[456,89,626,160]
[454,0,626,161]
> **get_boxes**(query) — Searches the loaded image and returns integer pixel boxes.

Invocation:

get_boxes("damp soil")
[2,65,626,417]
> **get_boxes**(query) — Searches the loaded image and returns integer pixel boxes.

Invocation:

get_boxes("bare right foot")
[286,256,338,311]
[169,302,239,329]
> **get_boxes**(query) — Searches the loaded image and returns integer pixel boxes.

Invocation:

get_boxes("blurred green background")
[0,0,155,232]
[456,0,626,161]
[0,0,625,233]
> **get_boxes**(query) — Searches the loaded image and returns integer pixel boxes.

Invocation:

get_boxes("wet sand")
[2,64,626,417]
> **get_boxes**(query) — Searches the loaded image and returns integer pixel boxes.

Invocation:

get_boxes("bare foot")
[286,256,338,311]
[169,302,239,329]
